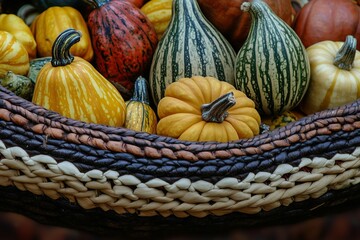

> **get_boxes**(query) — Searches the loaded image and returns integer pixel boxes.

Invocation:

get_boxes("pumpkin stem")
[201,92,236,123]
[131,76,150,104]
[333,35,357,71]
[51,28,81,67]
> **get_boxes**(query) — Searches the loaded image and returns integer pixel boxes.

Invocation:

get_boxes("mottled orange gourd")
[32,29,126,127]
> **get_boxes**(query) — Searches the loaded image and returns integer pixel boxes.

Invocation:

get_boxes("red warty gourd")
[86,0,158,100]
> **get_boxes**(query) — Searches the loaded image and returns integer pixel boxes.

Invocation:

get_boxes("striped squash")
[234,0,310,116]
[0,31,29,78]
[125,76,158,134]
[149,0,236,105]
[32,29,126,127]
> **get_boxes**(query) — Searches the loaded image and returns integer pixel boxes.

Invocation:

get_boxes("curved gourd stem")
[51,28,81,67]
[333,35,357,71]
[130,76,150,104]
[241,1,264,17]
[201,92,236,123]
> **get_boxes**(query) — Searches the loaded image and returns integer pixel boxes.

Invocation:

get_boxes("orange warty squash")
[32,29,126,127]
[157,76,261,142]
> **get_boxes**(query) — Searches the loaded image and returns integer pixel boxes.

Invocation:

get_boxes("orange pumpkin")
[157,76,261,142]
[293,0,360,50]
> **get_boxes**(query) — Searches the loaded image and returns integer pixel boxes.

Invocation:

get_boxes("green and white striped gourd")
[149,0,236,105]
[234,0,310,116]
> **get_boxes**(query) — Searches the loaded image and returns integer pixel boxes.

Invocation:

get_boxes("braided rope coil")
[1,140,360,218]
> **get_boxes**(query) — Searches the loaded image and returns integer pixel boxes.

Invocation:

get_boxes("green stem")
[201,92,236,123]
[51,28,81,67]
[333,35,357,71]
[130,76,150,104]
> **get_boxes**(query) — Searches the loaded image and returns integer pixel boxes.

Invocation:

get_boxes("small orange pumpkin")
[157,76,261,142]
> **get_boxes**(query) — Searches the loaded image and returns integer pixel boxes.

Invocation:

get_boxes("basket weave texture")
[0,85,360,231]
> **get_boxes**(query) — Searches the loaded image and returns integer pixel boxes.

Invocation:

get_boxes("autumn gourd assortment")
[0,0,359,143]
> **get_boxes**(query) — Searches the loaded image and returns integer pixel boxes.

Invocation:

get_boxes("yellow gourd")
[32,29,126,127]
[140,0,172,39]
[157,76,261,142]
[0,31,30,78]
[125,76,158,134]
[0,14,37,59]
[300,35,360,115]
[30,6,93,62]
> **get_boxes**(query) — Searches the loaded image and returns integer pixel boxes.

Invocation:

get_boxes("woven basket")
[1,84,360,236]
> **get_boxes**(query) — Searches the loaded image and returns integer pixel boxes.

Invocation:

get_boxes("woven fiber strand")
[1,139,360,218]
[1,85,360,230]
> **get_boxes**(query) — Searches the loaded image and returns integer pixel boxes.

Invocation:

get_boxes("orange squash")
[32,29,126,127]
[157,76,261,142]
[0,31,29,78]
[30,6,93,61]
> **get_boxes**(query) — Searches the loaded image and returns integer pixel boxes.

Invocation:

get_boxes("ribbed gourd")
[300,36,360,115]
[234,0,310,116]
[125,76,158,134]
[149,0,236,105]
[0,31,29,78]
[32,29,126,127]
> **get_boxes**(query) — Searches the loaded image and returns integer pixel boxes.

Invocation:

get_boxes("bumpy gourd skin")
[87,0,158,99]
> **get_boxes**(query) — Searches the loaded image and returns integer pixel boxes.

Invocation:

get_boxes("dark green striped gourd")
[234,0,310,116]
[149,0,236,105]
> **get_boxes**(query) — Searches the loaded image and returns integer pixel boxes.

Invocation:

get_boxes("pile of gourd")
[0,0,359,143]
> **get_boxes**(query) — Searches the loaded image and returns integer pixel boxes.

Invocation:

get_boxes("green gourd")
[0,71,34,101]
[149,0,236,105]
[234,0,310,116]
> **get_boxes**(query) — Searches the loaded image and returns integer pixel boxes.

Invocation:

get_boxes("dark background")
[1,207,360,240]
